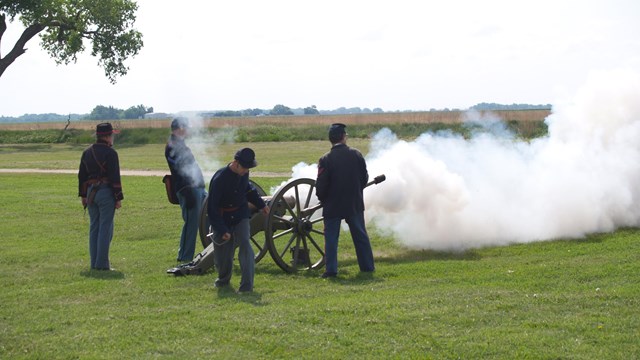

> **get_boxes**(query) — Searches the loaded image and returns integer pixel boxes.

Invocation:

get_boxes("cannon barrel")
[301,174,386,216]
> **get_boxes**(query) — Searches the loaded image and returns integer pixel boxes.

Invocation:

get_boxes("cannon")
[168,174,385,275]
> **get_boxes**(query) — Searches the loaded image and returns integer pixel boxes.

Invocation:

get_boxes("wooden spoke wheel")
[198,180,269,263]
[265,178,325,273]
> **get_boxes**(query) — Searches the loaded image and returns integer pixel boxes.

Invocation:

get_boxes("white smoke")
[269,161,319,195]
[174,113,236,179]
[179,68,640,253]
[365,68,640,251]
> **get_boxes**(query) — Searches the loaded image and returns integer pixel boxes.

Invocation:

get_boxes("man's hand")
[115,200,122,209]
[222,232,231,241]
[261,205,270,215]
[81,197,87,207]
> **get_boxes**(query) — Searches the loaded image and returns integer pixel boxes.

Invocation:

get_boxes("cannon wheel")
[198,180,269,263]
[265,178,325,273]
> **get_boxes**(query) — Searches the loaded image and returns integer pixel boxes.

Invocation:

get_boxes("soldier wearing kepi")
[316,123,374,278]
[207,148,269,293]
[78,122,124,271]
[165,118,207,262]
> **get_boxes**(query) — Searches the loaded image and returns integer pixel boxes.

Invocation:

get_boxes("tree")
[270,104,293,116]
[303,105,319,115]
[123,104,150,119]
[241,108,264,116]
[0,0,143,83]
[213,110,241,117]
[88,105,121,120]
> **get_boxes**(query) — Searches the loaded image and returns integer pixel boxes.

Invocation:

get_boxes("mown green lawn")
[0,140,370,173]
[0,142,638,359]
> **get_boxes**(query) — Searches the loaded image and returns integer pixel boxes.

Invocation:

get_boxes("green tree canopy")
[88,105,121,120]
[303,105,319,115]
[123,104,151,119]
[0,0,143,83]
[270,104,293,116]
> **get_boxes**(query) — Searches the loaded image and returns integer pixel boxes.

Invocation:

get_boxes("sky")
[1,0,639,117]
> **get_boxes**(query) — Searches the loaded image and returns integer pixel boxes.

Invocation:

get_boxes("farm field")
[0,136,638,358]
[0,109,551,131]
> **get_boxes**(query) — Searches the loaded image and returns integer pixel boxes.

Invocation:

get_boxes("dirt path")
[0,168,290,177]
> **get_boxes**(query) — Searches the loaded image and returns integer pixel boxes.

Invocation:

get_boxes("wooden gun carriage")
[168,175,385,275]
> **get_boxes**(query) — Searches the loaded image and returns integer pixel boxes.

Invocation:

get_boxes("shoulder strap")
[90,145,108,174]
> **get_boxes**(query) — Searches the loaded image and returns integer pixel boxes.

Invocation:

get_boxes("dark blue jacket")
[165,134,205,193]
[316,143,368,218]
[207,165,266,235]
[78,140,124,200]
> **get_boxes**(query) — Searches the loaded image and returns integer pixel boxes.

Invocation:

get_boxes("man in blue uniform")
[207,148,269,293]
[316,123,374,278]
[78,122,124,270]
[165,118,207,262]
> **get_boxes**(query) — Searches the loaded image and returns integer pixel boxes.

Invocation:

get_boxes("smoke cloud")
[180,68,640,253]
[364,68,640,251]
[172,114,236,179]
[280,68,640,251]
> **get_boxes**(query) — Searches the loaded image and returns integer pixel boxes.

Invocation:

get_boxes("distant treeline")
[0,103,552,123]
[470,103,552,111]
[0,113,86,123]
[201,105,387,118]
[0,104,151,123]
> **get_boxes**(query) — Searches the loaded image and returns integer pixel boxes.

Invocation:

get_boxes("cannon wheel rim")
[198,180,269,263]
[265,178,325,273]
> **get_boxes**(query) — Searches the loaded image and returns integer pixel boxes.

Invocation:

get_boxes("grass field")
[0,140,369,174]
[1,139,638,358]
[0,109,551,131]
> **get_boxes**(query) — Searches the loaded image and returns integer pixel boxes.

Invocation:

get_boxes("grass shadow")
[329,249,482,269]
[0,143,89,153]
[574,230,633,244]
[323,270,385,286]
[255,265,326,280]
[110,143,151,150]
[0,144,54,152]
[80,269,125,280]
[255,262,386,284]
[215,285,266,306]
[377,248,482,263]
[255,248,481,279]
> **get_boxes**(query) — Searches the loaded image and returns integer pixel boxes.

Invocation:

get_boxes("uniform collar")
[170,134,185,142]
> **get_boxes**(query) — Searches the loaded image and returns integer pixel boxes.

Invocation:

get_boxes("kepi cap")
[234,148,257,168]
[329,123,346,137]
[96,122,120,135]
[171,118,189,130]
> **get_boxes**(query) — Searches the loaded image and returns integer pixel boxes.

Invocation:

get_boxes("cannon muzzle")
[366,174,386,188]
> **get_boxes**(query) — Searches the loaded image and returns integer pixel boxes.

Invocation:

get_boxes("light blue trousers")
[176,187,206,261]
[88,186,116,269]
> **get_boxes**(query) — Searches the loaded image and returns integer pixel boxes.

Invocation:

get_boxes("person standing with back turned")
[316,123,374,278]
[165,118,207,263]
[78,122,124,271]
